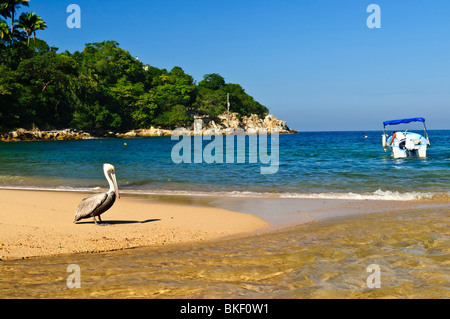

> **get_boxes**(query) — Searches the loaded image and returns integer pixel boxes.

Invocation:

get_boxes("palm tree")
[0,3,11,20]
[33,16,47,40]
[15,11,45,45]
[15,11,34,45]
[1,0,30,34]
[0,18,10,40]
[32,13,46,40]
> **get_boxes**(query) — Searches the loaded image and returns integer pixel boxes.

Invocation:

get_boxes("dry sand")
[0,189,269,260]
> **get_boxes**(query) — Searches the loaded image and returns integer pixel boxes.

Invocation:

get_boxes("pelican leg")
[93,216,102,225]
[94,215,108,226]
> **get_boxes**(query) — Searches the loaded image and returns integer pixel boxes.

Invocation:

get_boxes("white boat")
[382,117,430,158]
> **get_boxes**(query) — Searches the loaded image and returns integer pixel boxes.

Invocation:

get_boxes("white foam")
[117,188,439,201]
[275,189,435,201]
[0,185,441,201]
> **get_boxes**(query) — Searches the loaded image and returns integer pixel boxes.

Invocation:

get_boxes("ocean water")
[0,130,449,299]
[0,130,449,200]
[1,206,448,299]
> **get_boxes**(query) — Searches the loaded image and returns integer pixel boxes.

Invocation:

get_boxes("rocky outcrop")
[127,127,173,137]
[201,113,295,134]
[1,113,296,142]
[0,128,91,142]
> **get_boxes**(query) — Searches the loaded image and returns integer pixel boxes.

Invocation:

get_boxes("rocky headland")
[0,113,296,142]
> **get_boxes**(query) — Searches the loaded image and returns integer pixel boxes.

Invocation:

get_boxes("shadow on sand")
[75,219,161,225]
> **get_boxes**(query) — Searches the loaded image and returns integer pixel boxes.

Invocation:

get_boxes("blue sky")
[19,0,450,131]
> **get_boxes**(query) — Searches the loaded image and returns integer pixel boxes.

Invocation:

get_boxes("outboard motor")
[405,138,415,151]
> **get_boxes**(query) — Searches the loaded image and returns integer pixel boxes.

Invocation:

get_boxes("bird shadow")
[76,219,161,225]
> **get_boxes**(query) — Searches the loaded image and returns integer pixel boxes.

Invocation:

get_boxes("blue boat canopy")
[383,117,425,127]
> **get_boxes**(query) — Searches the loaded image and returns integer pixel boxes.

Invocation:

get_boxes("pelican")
[73,163,120,225]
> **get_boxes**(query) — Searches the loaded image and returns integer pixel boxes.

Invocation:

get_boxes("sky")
[16,0,450,131]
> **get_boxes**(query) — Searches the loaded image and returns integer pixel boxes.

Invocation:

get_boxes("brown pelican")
[73,163,120,225]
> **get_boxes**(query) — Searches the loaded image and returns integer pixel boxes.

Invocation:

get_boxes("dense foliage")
[0,1,268,131]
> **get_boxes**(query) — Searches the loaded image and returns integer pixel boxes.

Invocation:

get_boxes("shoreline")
[0,114,297,142]
[1,188,447,261]
[0,127,297,142]
[0,189,269,260]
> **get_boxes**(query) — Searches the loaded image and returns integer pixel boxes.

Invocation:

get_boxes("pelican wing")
[74,193,108,221]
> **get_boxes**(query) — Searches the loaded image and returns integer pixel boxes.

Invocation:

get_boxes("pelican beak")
[111,171,120,199]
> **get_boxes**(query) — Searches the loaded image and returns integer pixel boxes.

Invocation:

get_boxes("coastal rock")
[0,113,295,142]
[190,112,296,135]
[242,114,265,129]
[211,112,294,134]
[263,114,290,133]
[135,127,158,137]
[135,127,172,137]
[217,112,241,129]
[116,130,137,138]
[10,131,19,139]
[1,128,91,142]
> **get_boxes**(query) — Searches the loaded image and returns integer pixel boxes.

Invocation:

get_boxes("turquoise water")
[0,130,448,199]
[0,130,449,299]
[1,206,448,299]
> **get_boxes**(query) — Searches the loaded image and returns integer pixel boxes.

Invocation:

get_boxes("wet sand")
[0,189,269,260]
[1,189,448,299]
[1,189,446,261]
[1,199,447,299]
[135,193,447,228]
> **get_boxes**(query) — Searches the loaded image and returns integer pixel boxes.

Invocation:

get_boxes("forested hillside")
[0,1,268,132]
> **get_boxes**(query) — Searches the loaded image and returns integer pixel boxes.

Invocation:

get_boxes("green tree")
[169,66,194,85]
[17,51,79,128]
[0,2,11,20]
[76,41,146,86]
[149,66,196,117]
[109,77,159,129]
[68,41,149,130]
[131,91,158,128]
[0,17,9,40]
[194,87,226,117]
[195,73,268,118]
[32,13,45,40]
[1,0,30,34]
[222,83,268,117]
[154,104,191,128]
[0,38,34,69]
[15,12,46,45]
[198,73,225,90]
[0,64,27,130]
[152,83,195,112]
[0,31,270,132]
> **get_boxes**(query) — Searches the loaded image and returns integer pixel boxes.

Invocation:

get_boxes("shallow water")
[1,130,448,299]
[0,131,449,199]
[1,205,448,299]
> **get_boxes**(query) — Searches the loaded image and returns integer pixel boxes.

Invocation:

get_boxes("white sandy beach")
[0,189,269,259]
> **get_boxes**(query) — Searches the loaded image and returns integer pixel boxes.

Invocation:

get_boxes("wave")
[0,185,445,201]
[206,189,439,201]
[272,189,438,201]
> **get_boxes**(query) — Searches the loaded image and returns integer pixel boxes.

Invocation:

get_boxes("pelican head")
[103,163,120,199]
